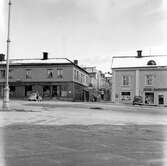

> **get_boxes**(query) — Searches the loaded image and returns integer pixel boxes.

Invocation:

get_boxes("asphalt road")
[0,100,167,166]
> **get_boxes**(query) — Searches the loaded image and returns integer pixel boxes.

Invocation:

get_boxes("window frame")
[25,69,32,79]
[57,68,63,79]
[145,74,153,86]
[122,75,130,86]
[47,69,54,79]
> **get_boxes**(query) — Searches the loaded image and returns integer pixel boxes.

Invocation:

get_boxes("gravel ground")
[0,100,167,166]
[2,124,167,166]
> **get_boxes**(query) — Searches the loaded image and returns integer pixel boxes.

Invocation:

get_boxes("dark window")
[9,69,13,79]
[25,85,32,96]
[10,86,16,97]
[0,70,5,78]
[121,92,131,101]
[47,69,53,78]
[43,86,51,97]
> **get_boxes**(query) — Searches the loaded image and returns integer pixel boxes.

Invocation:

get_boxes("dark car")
[133,96,143,105]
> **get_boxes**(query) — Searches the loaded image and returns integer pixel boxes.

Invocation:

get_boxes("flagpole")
[3,0,12,110]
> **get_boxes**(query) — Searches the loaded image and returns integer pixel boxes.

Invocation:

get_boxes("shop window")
[0,70,5,78]
[145,75,153,86]
[9,86,16,96]
[43,86,51,97]
[122,75,130,86]
[145,92,154,104]
[121,91,131,101]
[26,69,32,79]
[57,69,63,79]
[47,69,53,79]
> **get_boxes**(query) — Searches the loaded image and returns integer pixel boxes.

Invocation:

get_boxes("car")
[133,96,143,105]
[28,92,42,101]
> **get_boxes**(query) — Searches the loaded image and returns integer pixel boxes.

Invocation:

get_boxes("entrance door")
[145,92,154,104]
[158,95,164,105]
[52,85,61,97]
[25,85,32,97]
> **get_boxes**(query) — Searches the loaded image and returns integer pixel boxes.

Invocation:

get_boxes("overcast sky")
[0,0,167,72]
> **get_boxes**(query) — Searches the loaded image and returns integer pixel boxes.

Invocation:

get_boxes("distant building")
[0,53,90,101]
[83,67,111,101]
[112,50,167,105]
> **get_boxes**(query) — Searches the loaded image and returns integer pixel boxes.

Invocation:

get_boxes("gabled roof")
[0,58,89,74]
[112,55,167,69]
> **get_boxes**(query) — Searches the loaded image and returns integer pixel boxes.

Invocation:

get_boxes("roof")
[0,58,89,74]
[112,55,167,69]
[0,58,70,65]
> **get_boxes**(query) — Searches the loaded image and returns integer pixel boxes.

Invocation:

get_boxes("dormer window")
[147,60,156,65]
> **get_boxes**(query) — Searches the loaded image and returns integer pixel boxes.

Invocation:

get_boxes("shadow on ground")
[2,124,167,166]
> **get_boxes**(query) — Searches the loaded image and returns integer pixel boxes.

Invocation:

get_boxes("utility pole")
[3,0,12,110]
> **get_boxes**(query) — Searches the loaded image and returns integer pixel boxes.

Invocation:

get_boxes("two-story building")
[112,50,167,105]
[0,53,90,101]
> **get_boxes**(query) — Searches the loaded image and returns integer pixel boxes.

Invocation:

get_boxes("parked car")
[28,92,42,101]
[133,96,143,105]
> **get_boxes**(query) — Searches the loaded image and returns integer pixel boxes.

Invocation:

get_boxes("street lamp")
[3,0,12,110]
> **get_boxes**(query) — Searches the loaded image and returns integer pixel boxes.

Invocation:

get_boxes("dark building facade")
[0,53,90,101]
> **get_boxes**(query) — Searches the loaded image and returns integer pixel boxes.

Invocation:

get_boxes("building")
[83,67,111,101]
[112,50,167,105]
[0,53,90,101]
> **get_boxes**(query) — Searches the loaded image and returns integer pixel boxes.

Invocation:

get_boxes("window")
[76,71,79,80]
[81,73,84,83]
[122,75,129,86]
[57,68,63,79]
[86,76,89,84]
[0,70,5,78]
[47,69,53,79]
[145,75,153,86]
[121,92,131,101]
[9,69,13,79]
[147,60,156,65]
[74,70,77,80]
[26,69,32,79]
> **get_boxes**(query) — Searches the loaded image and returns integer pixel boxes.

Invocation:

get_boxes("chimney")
[43,52,48,60]
[137,50,142,58]
[0,54,5,61]
[74,60,78,65]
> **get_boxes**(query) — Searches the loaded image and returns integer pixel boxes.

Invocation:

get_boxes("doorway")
[158,95,164,105]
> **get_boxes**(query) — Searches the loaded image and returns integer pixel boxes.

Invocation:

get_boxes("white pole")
[3,0,12,110]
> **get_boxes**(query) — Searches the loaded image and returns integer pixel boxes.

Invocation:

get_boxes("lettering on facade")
[143,88,153,91]
[144,88,167,91]
[154,88,167,91]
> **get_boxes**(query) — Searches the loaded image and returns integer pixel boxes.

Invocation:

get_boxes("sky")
[0,0,167,72]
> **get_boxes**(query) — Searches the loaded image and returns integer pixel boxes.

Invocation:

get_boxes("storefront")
[144,88,167,105]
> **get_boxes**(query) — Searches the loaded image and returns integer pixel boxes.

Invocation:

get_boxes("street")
[0,100,167,166]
